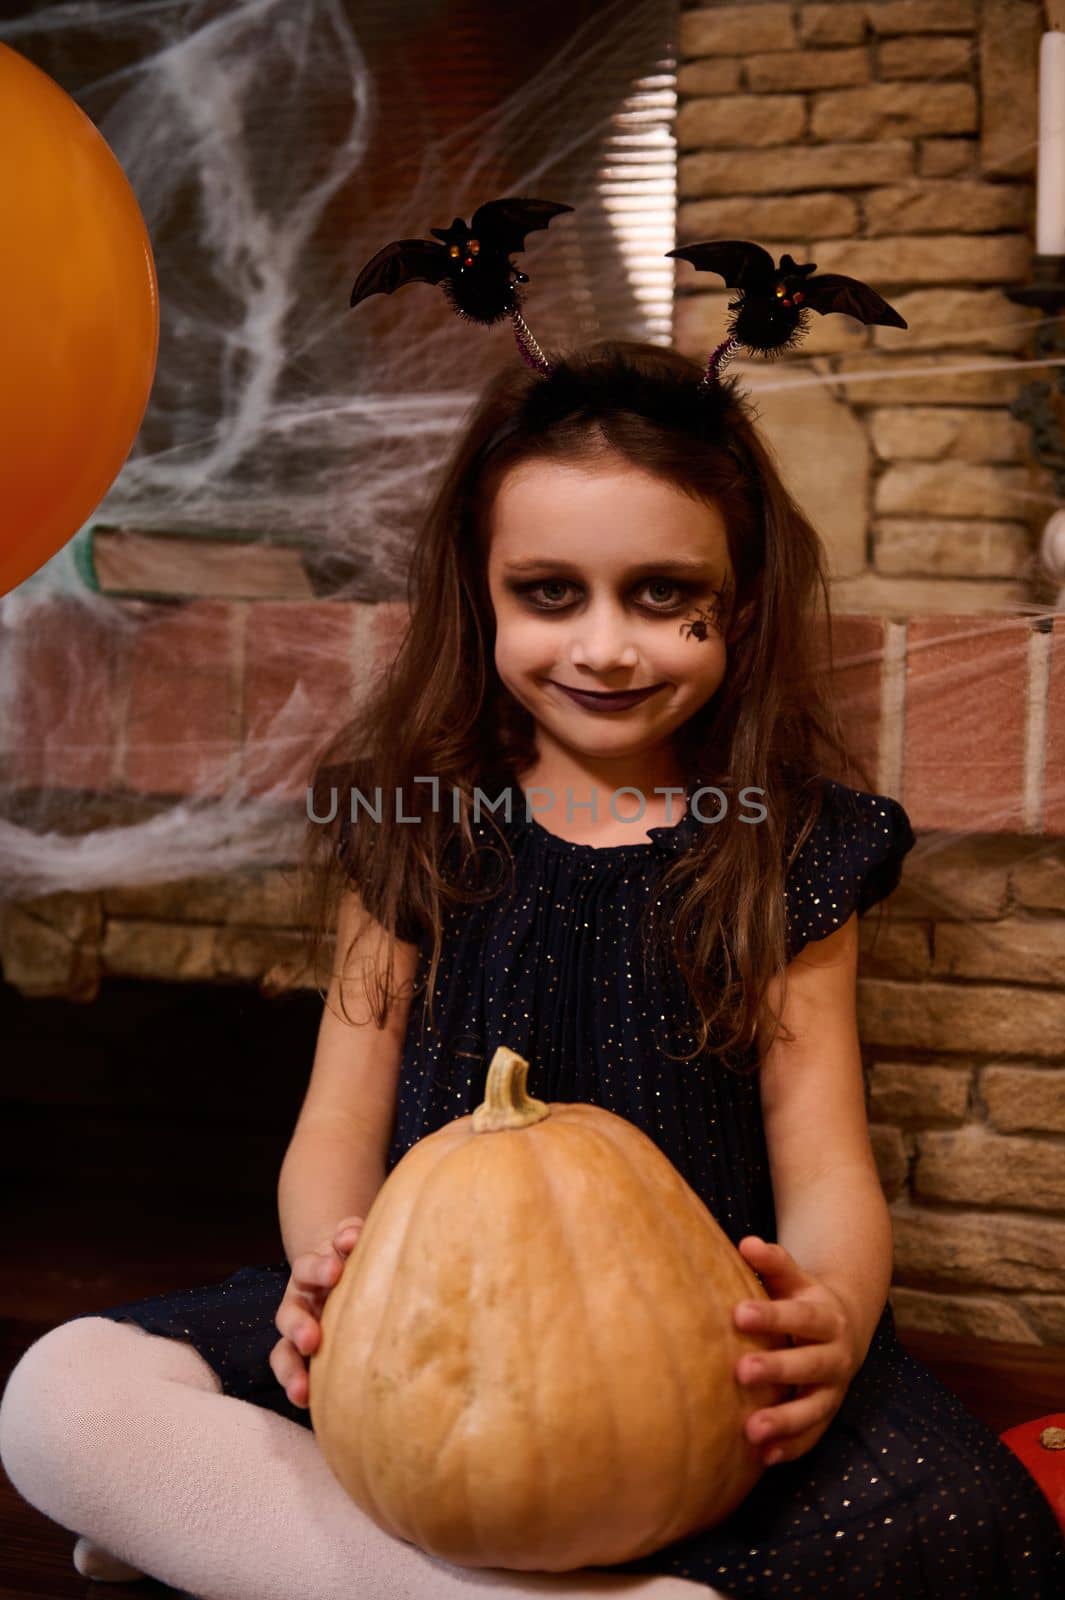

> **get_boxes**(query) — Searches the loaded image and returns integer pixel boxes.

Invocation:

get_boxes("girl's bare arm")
[757,911,894,1367]
[278,887,419,1265]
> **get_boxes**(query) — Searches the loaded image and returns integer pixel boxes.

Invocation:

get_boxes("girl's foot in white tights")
[73,1533,148,1581]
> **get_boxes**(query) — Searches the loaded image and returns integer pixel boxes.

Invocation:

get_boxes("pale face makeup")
[484,454,736,832]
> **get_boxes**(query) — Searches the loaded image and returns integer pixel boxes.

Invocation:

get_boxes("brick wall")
[675,0,1053,613]
[861,842,1065,1342]
[4,599,1063,825]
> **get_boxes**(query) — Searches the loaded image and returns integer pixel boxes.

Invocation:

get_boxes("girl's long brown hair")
[297,340,870,1074]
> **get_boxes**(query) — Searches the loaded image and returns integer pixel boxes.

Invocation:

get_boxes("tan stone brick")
[811,81,976,140]
[832,350,1028,405]
[915,1126,1065,1210]
[879,34,973,77]
[801,4,868,46]
[873,517,1032,577]
[101,917,305,983]
[864,182,1029,236]
[262,950,320,995]
[980,0,1039,179]
[681,5,797,58]
[677,94,806,150]
[869,1061,971,1122]
[891,1200,1065,1291]
[1010,851,1065,911]
[868,0,976,33]
[214,926,309,982]
[934,919,1065,983]
[869,406,1028,462]
[677,58,743,96]
[11,890,103,944]
[813,233,1030,285]
[870,1123,910,1197]
[875,462,1031,518]
[873,288,1039,355]
[672,291,730,364]
[858,978,1065,1057]
[679,141,913,198]
[744,366,871,576]
[982,1066,1065,1135]
[102,869,301,927]
[102,919,217,981]
[890,1286,1040,1340]
[1016,1294,1065,1343]
[746,46,870,91]
[0,898,102,1001]
[858,919,932,978]
[678,191,859,240]
[918,138,976,177]
[829,571,1027,610]
[892,840,1016,921]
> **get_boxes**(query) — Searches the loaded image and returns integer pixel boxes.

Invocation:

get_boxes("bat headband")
[349,198,907,391]
[349,197,573,374]
[667,239,907,389]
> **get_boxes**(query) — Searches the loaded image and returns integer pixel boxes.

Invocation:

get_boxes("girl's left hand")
[733,1235,859,1468]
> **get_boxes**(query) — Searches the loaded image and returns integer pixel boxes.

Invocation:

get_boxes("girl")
[3,341,1063,1600]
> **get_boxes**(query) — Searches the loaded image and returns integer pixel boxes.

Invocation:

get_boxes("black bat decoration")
[350,198,574,327]
[667,239,907,356]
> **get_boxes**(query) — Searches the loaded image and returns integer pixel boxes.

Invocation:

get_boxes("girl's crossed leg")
[0,1316,720,1600]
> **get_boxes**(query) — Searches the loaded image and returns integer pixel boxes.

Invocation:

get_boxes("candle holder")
[1005,254,1065,497]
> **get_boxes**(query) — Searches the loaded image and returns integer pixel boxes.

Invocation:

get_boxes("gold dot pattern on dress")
[73,776,1065,1594]
[781,781,915,964]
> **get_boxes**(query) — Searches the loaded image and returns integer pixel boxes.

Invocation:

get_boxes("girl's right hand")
[270,1215,366,1408]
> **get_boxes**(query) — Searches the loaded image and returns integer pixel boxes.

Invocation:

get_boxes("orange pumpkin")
[309,1044,788,1571]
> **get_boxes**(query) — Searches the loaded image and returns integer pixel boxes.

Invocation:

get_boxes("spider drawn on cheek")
[679,599,729,643]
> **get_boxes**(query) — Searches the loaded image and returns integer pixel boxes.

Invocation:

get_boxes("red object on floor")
[999,1413,1065,1536]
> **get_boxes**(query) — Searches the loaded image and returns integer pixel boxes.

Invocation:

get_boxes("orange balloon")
[0,43,158,597]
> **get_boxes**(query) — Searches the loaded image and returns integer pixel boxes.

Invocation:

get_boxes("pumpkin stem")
[471,1046,551,1133]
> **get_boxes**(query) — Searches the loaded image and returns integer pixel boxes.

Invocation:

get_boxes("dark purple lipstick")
[551,681,664,713]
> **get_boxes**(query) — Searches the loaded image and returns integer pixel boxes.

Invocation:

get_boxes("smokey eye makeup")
[506,577,708,615]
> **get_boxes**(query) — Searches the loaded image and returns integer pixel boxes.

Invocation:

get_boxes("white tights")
[0,1317,720,1600]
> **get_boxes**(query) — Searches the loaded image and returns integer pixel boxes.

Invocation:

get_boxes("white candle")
[1038,31,1065,256]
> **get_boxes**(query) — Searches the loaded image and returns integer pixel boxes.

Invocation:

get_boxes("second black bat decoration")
[667,238,907,387]
[350,197,573,373]
[347,205,912,397]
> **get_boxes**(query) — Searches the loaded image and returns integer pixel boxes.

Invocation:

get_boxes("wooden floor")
[1,976,1063,1599]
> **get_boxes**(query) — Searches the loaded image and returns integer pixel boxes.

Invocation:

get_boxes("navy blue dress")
[73,778,1065,1598]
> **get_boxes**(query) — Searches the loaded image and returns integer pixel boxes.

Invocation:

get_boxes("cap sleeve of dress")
[784,779,915,962]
